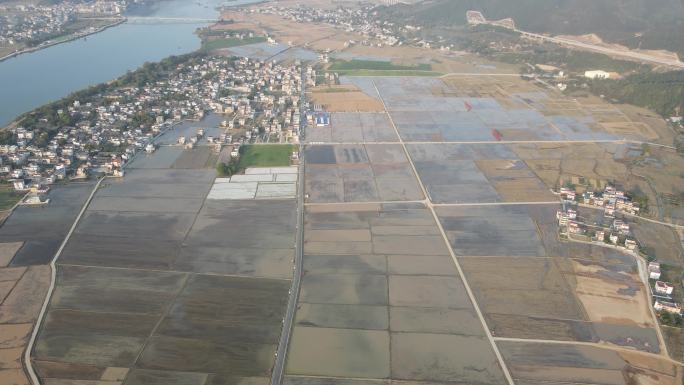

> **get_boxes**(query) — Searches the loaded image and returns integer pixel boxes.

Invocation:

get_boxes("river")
[0,0,261,127]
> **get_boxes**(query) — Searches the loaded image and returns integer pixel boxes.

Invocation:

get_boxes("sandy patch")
[0,242,23,267]
[0,265,50,323]
[0,346,23,369]
[306,203,382,213]
[310,86,384,112]
[0,369,29,385]
[0,323,32,349]
[573,261,653,327]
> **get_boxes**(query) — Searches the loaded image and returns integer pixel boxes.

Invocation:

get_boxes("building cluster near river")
[0,0,138,59]
[0,54,313,203]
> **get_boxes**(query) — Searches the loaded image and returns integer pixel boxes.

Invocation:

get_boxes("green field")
[0,187,21,211]
[312,87,358,93]
[201,36,267,51]
[238,144,293,169]
[329,60,432,72]
[331,69,443,77]
[327,60,440,77]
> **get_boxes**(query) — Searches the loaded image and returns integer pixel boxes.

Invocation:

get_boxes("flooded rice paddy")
[286,75,679,384]
[32,135,297,384]
[285,203,507,384]
[16,72,681,385]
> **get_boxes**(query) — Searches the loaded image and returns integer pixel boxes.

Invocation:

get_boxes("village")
[0,0,130,56]
[247,3,404,49]
[0,54,313,205]
[556,185,682,322]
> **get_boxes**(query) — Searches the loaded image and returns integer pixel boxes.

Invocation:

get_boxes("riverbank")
[0,18,126,63]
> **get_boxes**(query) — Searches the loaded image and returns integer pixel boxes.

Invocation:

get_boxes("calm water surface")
[0,0,261,126]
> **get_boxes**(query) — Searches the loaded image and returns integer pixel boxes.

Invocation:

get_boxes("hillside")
[378,0,684,58]
[584,70,684,118]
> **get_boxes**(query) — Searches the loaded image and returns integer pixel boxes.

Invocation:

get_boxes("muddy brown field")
[309,86,385,113]
[499,341,682,385]
[286,203,507,384]
[29,132,297,385]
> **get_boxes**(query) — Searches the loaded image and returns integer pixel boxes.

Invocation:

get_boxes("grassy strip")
[329,59,432,71]
[330,69,443,77]
[202,36,267,51]
[311,87,358,93]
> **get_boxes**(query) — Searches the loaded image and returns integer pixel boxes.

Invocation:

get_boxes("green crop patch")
[237,144,294,169]
[201,36,267,51]
[327,60,441,77]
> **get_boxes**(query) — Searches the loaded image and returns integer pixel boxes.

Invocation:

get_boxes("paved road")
[440,73,520,77]
[517,30,684,69]
[305,200,561,207]
[305,139,676,149]
[269,151,304,385]
[492,336,680,364]
[269,66,308,385]
[24,177,105,385]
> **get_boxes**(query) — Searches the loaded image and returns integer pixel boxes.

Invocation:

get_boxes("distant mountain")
[379,0,684,58]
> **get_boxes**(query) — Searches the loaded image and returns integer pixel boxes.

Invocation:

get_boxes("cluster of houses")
[249,4,403,48]
[560,185,640,216]
[557,206,639,251]
[648,262,681,316]
[1,56,310,195]
[248,2,520,55]
[0,0,126,50]
[556,205,682,317]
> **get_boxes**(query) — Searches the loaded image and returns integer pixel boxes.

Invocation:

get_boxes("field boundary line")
[23,177,104,385]
[493,336,682,366]
[372,79,516,385]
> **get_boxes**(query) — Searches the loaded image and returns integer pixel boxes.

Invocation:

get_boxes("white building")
[655,281,674,295]
[584,70,611,79]
[654,300,681,315]
[648,262,662,280]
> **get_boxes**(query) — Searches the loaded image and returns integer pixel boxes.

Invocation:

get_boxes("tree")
[216,159,240,177]
[658,311,684,327]
[628,186,649,213]
[0,131,16,145]
[216,162,230,176]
